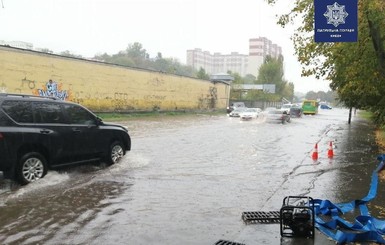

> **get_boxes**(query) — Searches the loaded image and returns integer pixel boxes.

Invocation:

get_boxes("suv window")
[0,110,12,126]
[63,104,96,125]
[2,101,33,123]
[33,102,65,124]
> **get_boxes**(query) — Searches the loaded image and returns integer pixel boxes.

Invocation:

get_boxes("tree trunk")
[348,107,352,124]
[367,10,385,77]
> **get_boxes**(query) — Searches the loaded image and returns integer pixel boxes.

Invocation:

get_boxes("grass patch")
[376,130,385,152]
[360,110,385,151]
[96,110,226,121]
[357,110,373,120]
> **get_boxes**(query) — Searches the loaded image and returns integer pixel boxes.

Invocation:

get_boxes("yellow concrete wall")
[0,46,230,112]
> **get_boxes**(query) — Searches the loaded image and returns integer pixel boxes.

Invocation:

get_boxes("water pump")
[280,196,315,238]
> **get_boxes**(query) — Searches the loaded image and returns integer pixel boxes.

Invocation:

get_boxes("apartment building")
[248,37,282,77]
[186,37,282,78]
[186,49,248,76]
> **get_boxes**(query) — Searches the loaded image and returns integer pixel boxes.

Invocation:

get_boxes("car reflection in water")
[239,108,262,120]
[266,109,291,124]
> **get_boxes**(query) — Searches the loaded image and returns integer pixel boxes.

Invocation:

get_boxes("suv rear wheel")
[16,152,47,185]
[106,141,124,165]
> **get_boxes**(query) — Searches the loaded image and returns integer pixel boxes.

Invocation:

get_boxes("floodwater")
[0,108,384,245]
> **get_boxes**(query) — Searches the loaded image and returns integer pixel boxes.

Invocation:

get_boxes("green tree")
[93,42,196,77]
[112,52,136,67]
[60,50,82,58]
[244,74,257,84]
[40,48,53,53]
[267,0,385,123]
[152,53,172,72]
[227,71,243,84]
[257,55,293,99]
[125,42,149,67]
[227,71,244,100]
[196,67,210,80]
[282,82,294,101]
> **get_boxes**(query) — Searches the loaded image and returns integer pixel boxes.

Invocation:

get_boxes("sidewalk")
[220,115,383,245]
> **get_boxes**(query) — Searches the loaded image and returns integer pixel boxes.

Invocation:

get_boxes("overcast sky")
[0,0,331,93]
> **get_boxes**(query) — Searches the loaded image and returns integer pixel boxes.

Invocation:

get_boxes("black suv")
[0,93,131,185]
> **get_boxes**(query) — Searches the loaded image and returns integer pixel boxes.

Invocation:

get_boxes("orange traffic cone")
[327,141,334,158]
[312,143,319,160]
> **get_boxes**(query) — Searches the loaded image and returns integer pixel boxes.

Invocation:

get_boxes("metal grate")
[242,211,280,224]
[214,240,246,245]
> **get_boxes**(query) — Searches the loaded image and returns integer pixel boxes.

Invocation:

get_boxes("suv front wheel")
[106,141,125,165]
[16,152,47,185]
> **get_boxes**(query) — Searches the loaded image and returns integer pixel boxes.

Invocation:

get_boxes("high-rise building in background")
[247,37,282,77]
[186,37,282,78]
[186,49,248,76]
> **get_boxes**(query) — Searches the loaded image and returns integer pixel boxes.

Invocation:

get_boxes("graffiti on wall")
[34,79,70,100]
[209,87,217,108]
[197,87,218,109]
[114,92,129,111]
[21,76,36,89]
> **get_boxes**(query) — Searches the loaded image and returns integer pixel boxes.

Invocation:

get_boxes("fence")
[230,100,283,110]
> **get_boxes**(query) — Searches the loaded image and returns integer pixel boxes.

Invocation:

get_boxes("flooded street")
[0,108,384,245]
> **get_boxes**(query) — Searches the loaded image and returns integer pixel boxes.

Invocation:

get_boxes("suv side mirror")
[95,116,103,125]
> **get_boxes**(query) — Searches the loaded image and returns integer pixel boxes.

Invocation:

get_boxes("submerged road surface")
[0,108,384,245]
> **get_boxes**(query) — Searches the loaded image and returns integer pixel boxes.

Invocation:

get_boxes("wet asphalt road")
[0,108,384,245]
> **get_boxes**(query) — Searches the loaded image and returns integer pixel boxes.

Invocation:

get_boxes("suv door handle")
[72,128,81,133]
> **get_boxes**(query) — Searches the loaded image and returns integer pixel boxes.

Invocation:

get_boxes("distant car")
[239,108,262,120]
[227,102,246,113]
[266,109,291,124]
[290,106,303,118]
[320,104,332,109]
[229,107,246,117]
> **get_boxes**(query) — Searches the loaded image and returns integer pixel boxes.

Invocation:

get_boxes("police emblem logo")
[323,2,349,27]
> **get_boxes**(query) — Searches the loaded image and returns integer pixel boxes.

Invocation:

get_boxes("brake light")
[0,133,3,139]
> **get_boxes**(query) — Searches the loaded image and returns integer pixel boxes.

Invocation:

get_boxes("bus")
[302,100,319,115]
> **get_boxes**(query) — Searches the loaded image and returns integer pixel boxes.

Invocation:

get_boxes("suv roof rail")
[0,93,58,100]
